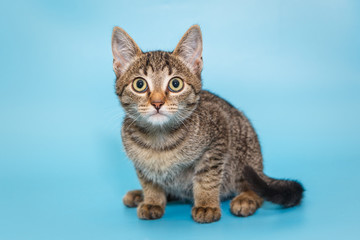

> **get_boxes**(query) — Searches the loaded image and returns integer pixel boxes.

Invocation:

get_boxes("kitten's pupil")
[172,79,179,88]
[137,80,144,89]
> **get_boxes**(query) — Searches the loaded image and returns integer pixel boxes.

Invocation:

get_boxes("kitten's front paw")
[123,190,143,208]
[191,206,221,223]
[137,203,164,220]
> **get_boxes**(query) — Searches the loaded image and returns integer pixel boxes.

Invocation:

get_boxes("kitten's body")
[122,90,262,201]
[112,25,304,223]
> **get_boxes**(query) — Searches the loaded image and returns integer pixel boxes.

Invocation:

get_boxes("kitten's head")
[111,25,203,128]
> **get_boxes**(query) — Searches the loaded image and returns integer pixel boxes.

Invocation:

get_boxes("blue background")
[1,0,360,239]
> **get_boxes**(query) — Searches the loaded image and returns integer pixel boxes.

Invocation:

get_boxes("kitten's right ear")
[111,27,142,77]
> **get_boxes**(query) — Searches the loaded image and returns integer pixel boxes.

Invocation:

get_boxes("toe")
[123,190,143,208]
[137,203,164,220]
[192,206,221,223]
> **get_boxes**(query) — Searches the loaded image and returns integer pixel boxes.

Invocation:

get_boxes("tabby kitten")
[111,25,304,223]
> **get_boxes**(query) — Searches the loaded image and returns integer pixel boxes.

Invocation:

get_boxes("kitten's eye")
[168,78,184,92]
[132,78,148,93]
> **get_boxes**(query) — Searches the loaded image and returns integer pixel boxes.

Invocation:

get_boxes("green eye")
[132,78,148,93]
[168,78,184,92]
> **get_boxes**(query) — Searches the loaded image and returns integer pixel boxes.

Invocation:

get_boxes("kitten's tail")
[243,166,304,207]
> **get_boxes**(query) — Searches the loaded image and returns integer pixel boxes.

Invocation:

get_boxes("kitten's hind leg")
[230,190,263,217]
[123,190,143,208]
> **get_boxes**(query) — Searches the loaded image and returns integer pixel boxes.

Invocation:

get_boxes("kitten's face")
[111,26,203,127]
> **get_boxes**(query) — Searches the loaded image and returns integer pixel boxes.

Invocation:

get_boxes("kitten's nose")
[151,101,164,111]
[150,92,165,112]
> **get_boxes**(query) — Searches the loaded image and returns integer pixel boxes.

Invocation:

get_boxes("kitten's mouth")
[147,111,170,125]
[151,112,166,116]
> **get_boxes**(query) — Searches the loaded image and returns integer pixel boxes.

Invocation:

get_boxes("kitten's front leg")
[136,170,167,220]
[192,150,224,223]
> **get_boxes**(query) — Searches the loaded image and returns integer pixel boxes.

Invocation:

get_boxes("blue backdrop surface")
[1,0,360,239]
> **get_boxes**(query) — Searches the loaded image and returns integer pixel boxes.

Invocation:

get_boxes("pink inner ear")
[113,46,131,70]
[193,58,202,72]
[115,50,126,64]
[188,43,202,64]
[113,61,123,73]
[186,44,202,73]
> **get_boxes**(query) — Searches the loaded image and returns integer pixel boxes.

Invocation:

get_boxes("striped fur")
[112,25,304,223]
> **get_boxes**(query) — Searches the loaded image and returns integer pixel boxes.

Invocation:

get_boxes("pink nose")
[151,101,164,111]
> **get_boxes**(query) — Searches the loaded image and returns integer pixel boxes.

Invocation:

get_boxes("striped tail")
[243,166,304,207]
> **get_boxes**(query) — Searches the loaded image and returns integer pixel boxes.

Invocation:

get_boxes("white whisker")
[126,114,142,130]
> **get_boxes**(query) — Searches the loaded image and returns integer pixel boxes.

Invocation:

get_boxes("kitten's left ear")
[173,25,203,75]
[112,27,142,77]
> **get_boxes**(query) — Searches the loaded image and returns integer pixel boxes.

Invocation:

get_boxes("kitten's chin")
[146,113,170,126]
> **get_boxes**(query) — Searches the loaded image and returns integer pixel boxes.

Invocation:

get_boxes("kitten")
[111,25,304,223]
